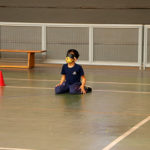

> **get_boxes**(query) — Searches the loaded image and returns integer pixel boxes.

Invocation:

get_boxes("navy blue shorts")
[55,82,92,94]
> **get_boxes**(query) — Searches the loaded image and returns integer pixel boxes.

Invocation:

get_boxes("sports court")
[0,1,150,150]
[0,65,150,150]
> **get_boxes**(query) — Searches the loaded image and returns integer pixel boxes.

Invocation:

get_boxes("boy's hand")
[56,83,62,87]
[80,85,86,94]
[56,75,66,87]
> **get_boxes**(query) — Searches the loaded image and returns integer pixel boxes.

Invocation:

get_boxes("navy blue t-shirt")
[61,63,84,85]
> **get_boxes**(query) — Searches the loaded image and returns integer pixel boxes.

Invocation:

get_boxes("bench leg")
[28,53,35,69]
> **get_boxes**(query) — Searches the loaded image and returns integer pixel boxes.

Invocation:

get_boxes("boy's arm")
[80,75,86,94]
[56,75,66,87]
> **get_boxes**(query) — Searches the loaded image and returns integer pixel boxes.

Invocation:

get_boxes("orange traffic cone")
[0,71,5,86]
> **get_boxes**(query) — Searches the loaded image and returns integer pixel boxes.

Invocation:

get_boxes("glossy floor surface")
[0,65,150,150]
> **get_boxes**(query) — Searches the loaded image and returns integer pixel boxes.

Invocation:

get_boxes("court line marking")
[5,78,150,86]
[87,81,150,86]
[6,85,52,90]
[5,85,150,94]
[5,78,59,82]
[93,89,150,94]
[0,148,34,150]
[102,116,150,150]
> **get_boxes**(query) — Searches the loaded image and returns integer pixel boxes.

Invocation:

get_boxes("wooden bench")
[0,49,47,69]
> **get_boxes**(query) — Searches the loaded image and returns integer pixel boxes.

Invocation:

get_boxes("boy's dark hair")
[67,49,80,59]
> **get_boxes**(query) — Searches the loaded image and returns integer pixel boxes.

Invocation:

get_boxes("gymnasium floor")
[0,65,150,150]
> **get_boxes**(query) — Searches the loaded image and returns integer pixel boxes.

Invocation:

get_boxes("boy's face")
[66,52,77,64]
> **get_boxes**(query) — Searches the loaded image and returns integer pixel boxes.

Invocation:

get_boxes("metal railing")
[143,25,150,69]
[0,22,143,69]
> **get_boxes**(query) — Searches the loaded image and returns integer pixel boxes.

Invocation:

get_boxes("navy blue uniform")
[55,63,85,94]
[55,63,92,94]
[61,64,84,85]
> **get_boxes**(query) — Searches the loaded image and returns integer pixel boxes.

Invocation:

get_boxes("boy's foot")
[85,86,92,93]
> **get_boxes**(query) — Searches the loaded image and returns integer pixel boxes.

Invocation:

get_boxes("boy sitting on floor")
[55,49,92,94]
